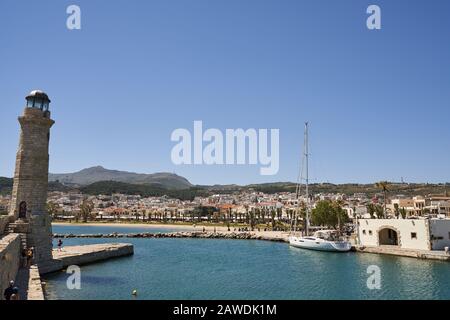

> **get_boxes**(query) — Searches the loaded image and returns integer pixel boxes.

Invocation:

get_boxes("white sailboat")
[289,123,352,252]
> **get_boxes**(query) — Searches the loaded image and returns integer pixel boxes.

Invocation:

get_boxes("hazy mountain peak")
[49,166,192,189]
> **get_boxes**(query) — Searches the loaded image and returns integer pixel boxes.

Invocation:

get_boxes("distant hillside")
[0,177,13,195]
[82,181,447,199]
[0,177,74,195]
[81,181,209,201]
[239,182,450,198]
[49,166,192,190]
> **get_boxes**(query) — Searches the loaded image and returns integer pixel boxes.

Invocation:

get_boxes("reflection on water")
[44,225,450,300]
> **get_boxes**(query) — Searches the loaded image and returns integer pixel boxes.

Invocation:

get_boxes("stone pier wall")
[40,243,134,274]
[27,266,45,300]
[0,234,21,300]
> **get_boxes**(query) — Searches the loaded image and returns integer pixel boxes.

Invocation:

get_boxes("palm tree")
[134,210,140,222]
[80,198,94,223]
[375,181,390,218]
[394,203,400,218]
[249,208,256,231]
[244,205,249,224]
[270,209,276,230]
[366,203,376,219]
[400,208,407,219]
[375,204,384,219]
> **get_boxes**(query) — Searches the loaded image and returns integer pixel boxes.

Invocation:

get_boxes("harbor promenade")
[355,245,450,261]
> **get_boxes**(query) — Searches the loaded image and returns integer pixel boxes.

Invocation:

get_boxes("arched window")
[19,201,27,219]
[379,228,399,246]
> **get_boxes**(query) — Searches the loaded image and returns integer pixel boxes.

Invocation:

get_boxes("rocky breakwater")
[53,231,289,243]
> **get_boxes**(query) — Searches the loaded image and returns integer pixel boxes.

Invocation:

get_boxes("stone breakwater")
[39,243,134,274]
[53,231,289,243]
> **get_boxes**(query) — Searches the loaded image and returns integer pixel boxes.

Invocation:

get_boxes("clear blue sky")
[1,0,449,185]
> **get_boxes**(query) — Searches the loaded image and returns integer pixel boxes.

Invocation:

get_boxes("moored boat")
[288,123,352,253]
[289,230,352,252]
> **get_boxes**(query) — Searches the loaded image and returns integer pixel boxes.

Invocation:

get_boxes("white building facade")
[357,218,450,251]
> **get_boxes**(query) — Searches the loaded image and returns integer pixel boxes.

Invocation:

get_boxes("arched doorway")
[379,228,399,246]
[18,201,27,219]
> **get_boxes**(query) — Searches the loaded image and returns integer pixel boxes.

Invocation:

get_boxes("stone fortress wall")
[0,234,21,300]
[0,215,12,236]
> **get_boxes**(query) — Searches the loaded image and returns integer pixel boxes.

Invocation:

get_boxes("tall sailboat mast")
[289,123,352,252]
[292,122,310,236]
[304,122,309,237]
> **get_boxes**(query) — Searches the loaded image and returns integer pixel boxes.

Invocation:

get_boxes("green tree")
[47,201,59,219]
[311,200,349,230]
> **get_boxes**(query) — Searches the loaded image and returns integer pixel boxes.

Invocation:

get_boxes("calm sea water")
[44,225,450,300]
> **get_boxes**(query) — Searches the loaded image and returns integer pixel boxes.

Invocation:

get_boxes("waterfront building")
[344,205,369,219]
[426,197,450,217]
[357,218,450,250]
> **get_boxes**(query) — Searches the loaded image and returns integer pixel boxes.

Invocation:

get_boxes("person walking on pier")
[57,239,64,251]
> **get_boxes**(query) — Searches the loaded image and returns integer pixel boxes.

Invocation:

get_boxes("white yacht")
[289,230,352,252]
[288,123,352,253]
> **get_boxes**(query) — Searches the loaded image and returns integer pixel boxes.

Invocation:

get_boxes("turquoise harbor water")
[44,225,450,300]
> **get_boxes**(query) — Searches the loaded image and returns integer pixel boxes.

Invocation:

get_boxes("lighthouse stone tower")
[8,90,54,263]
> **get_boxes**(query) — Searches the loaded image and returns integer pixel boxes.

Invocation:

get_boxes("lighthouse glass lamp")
[26,90,51,112]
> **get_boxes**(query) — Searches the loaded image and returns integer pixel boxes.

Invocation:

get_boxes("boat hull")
[289,236,352,252]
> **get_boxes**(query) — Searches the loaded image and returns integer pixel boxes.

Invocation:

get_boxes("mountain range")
[48,166,192,189]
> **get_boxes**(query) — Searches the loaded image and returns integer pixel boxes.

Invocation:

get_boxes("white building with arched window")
[357,218,450,251]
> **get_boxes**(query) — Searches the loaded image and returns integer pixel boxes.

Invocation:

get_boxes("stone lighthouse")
[8,90,54,263]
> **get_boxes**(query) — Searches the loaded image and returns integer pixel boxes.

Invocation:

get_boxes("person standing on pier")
[10,287,20,300]
[3,281,15,300]
[3,280,19,301]
[26,247,34,267]
[21,248,28,267]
